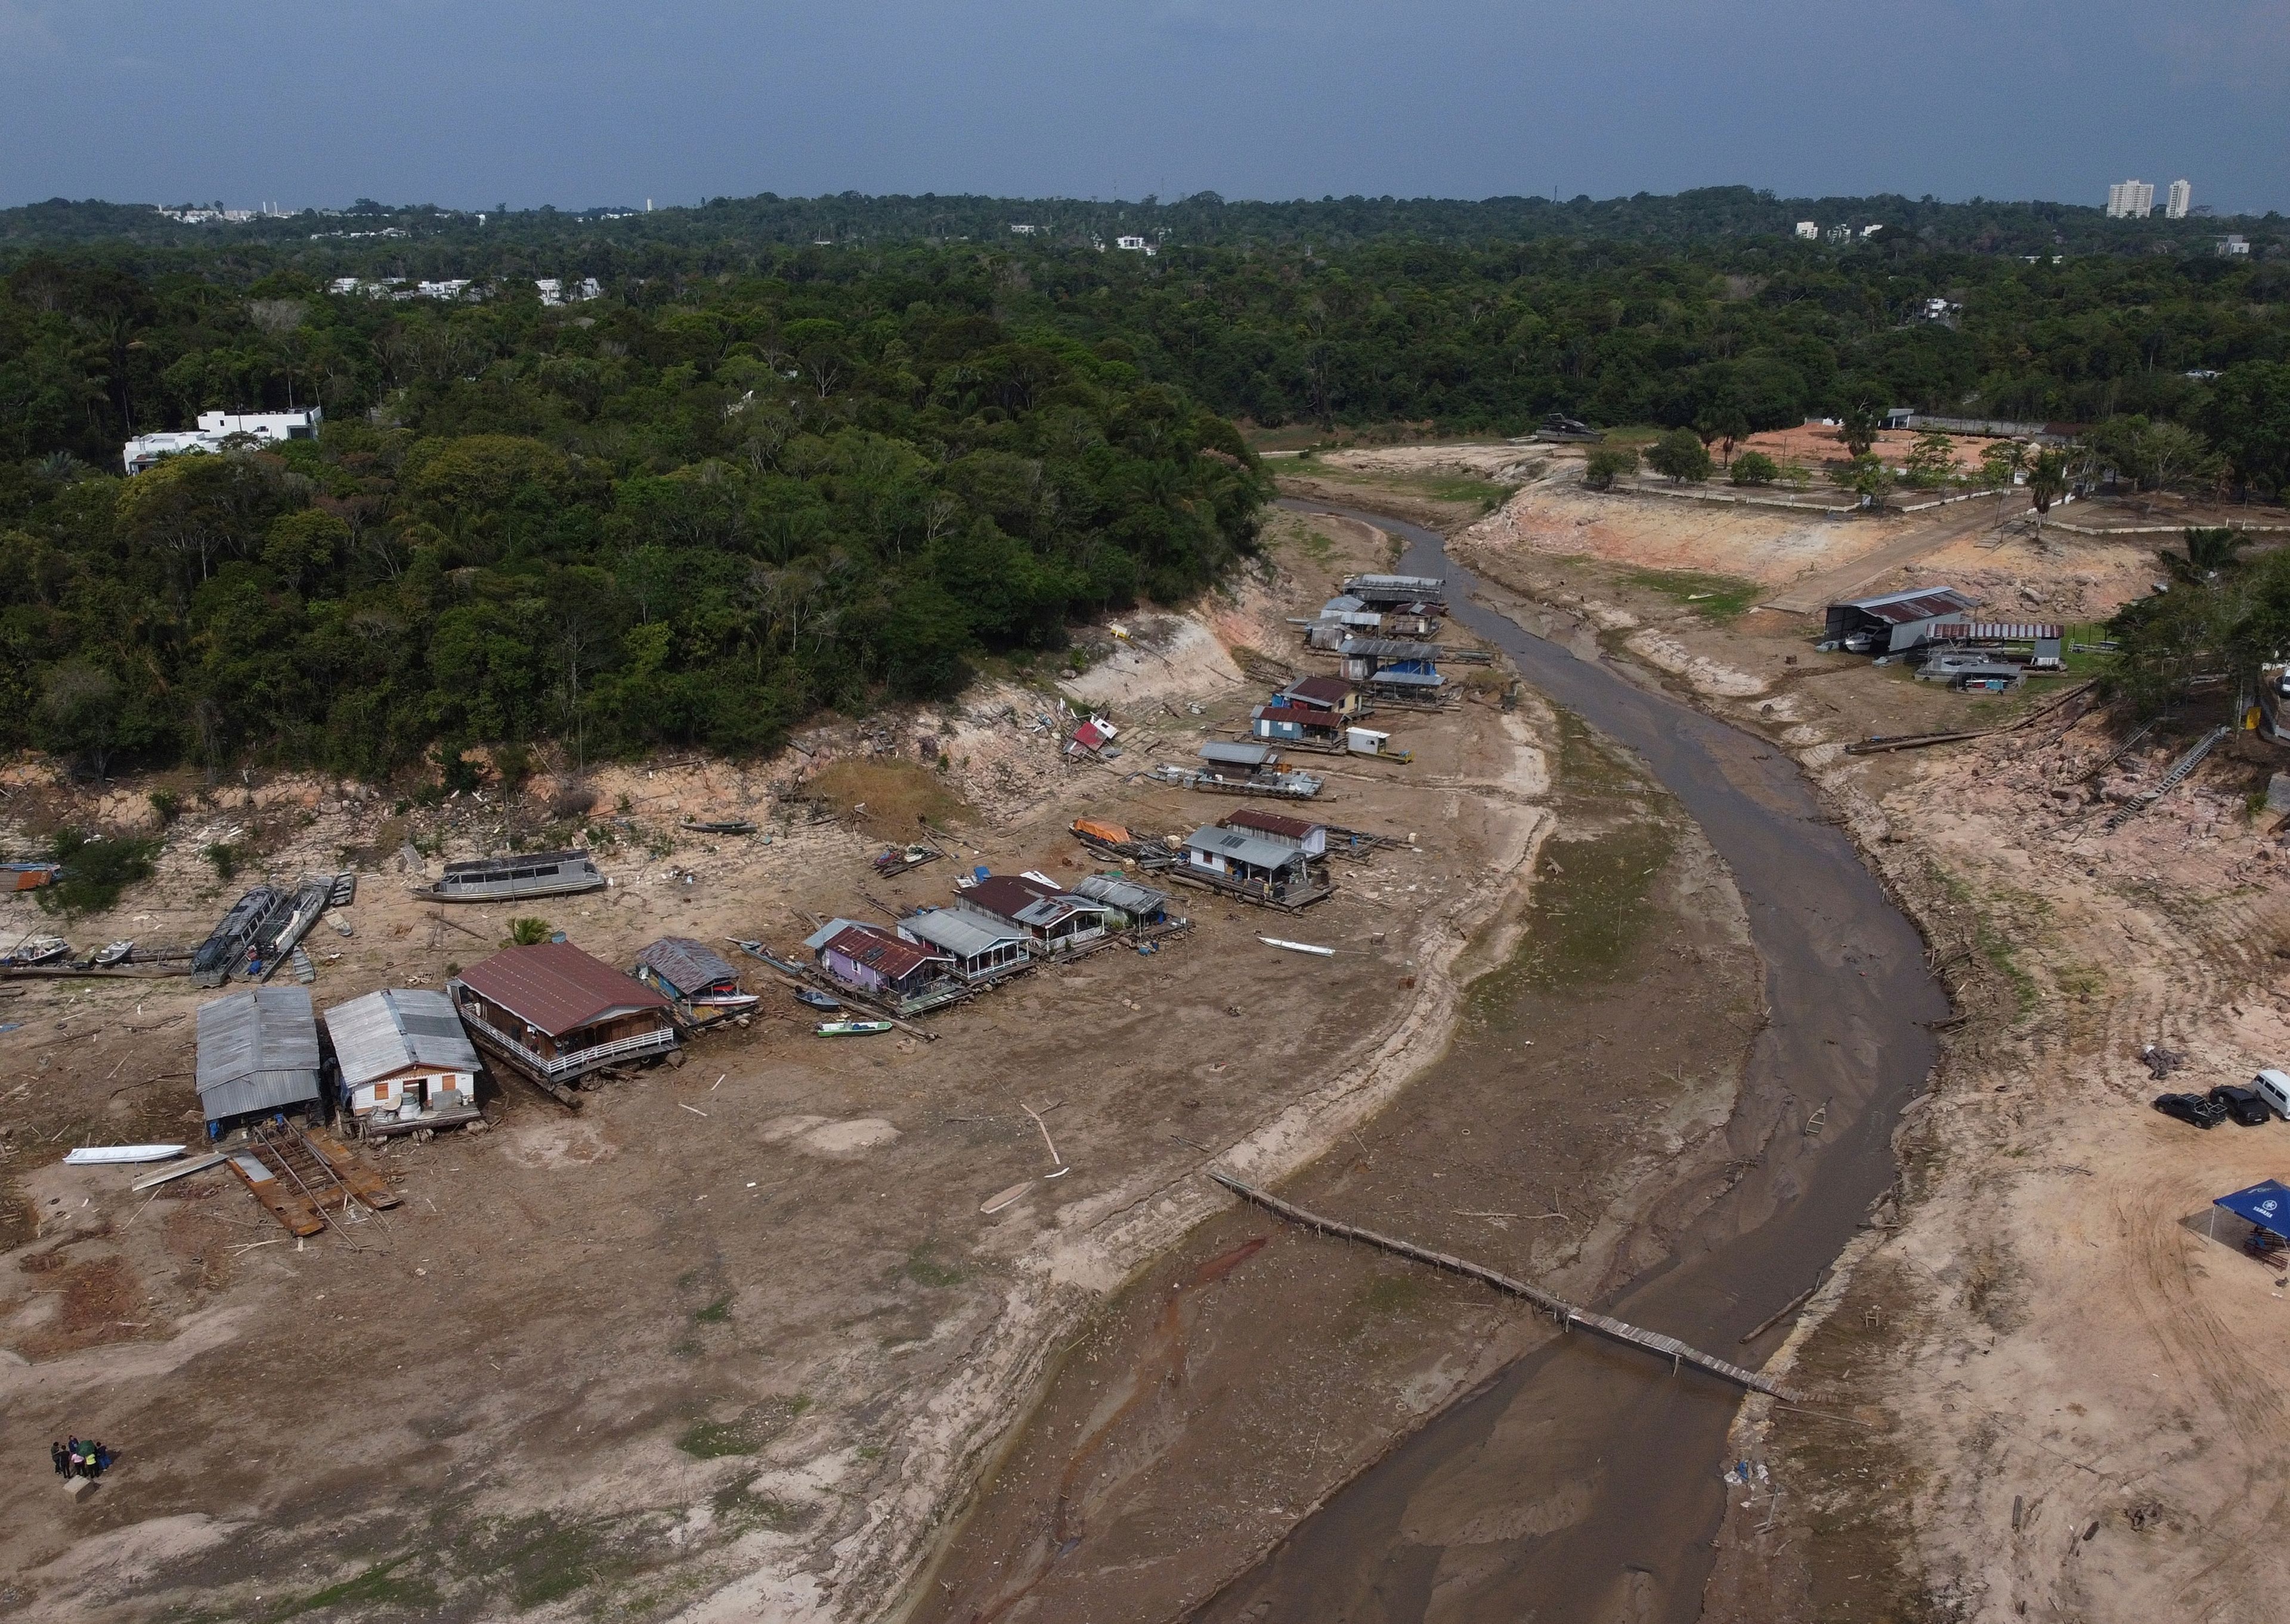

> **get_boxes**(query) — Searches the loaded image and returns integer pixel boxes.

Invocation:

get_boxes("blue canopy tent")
[2211,1179,2290,1240]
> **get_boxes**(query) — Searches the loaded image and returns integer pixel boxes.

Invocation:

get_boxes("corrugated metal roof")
[1927,622,2063,640]
[635,936,741,996]
[899,909,1028,958]
[823,922,948,980]
[1322,594,1366,613]
[1070,873,1171,916]
[1200,740,1274,766]
[323,988,479,1089]
[958,875,1105,931]
[1184,825,1308,872]
[1841,586,1973,622]
[452,941,669,1036]
[1347,574,1444,591]
[1341,637,1442,660]
[197,987,321,1118]
[1280,675,1353,708]
[1224,808,1323,840]
[1364,668,1445,686]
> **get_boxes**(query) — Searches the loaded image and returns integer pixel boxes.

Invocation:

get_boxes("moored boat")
[815,1019,893,1036]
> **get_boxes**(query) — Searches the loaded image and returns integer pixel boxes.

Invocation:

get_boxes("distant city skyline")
[1,1,2283,215]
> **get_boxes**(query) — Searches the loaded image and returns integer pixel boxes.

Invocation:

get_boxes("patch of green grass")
[678,1418,768,1459]
[503,1524,608,1610]
[693,1293,733,1324]
[2060,619,2117,677]
[902,1244,964,1288]
[1491,816,1678,994]
[674,1267,700,1288]
[1620,568,1765,622]
[1354,1272,1425,1318]
[268,1557,437,1620]
[676,1395,811,1459]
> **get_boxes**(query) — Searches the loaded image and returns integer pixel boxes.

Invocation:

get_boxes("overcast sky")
[4,0,2285,214]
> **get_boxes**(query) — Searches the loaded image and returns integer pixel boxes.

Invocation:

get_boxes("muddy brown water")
[918,501,1949,1623]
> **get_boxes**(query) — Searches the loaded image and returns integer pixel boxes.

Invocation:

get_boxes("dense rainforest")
[1,188,2286,778]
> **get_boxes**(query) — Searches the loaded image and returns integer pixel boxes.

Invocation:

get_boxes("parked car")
[2209,1085,2273,1127]
[2153,1092,2229,1129]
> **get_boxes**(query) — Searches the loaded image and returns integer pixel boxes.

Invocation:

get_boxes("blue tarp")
[2214,1179,2290,1238]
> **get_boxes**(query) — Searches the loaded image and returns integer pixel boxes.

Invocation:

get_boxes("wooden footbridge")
[1208,1170,1799,1401]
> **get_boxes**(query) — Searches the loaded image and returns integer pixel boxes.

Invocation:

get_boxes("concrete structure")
[2165,179,2193,220]
[1794,222,1818,240]
[124,408,322,473]
[2107,179,2155,219]
[197,986,322,1129]
[449,942,676,1090]
[323,988,480,1136]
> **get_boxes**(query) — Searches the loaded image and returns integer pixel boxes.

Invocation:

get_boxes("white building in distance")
[2107,179,2155,219]
[1794,221,1819,240]
[123,408,322,474]
[535,277,602,306]
[2165,179,2193,219]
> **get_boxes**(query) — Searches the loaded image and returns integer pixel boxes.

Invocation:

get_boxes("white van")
[2253,1069,2290,1121]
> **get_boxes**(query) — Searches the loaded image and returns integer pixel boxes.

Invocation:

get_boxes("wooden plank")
[1208,1169,1799,1401]
[227,1152,326,1236]
[131,1151,229,1192]
[300,1128,400,1210]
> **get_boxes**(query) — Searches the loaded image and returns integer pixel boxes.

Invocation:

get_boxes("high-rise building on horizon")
[2165,179,2192,219]
[2107,179,2155,219]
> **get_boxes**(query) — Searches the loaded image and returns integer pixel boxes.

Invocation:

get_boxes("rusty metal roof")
[452,941,669,1036]
[1927,622,2063,640]
[822,922,947,981]
[1280,675,1353,708]
[1842,587,1974,623]
[1224,808,1324,841]
[1254,704,1337,727]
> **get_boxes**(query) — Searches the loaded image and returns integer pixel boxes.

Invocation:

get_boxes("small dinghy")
[815,1019,894,1037]
[91,940,135,967]
[65,1144,186,1166]
[4,935,70,966]
[794,988,843,1011]
[682,818,759,835]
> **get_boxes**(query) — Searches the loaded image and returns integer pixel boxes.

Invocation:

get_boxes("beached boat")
[682,818,759,835]
[91,940,135,966]
[4,935,72,966]
[794,988,843,1011]
[815,1019,893,1036]
[416,850,605,903]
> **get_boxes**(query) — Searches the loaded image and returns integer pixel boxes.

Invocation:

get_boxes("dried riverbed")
[908,498,1948,1623]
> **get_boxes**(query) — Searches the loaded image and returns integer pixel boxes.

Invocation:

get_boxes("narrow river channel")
[1176,500,1951,1622]
[915,499,1951,1624]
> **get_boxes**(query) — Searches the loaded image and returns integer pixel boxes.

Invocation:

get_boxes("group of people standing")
[51,1437,111,1479]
